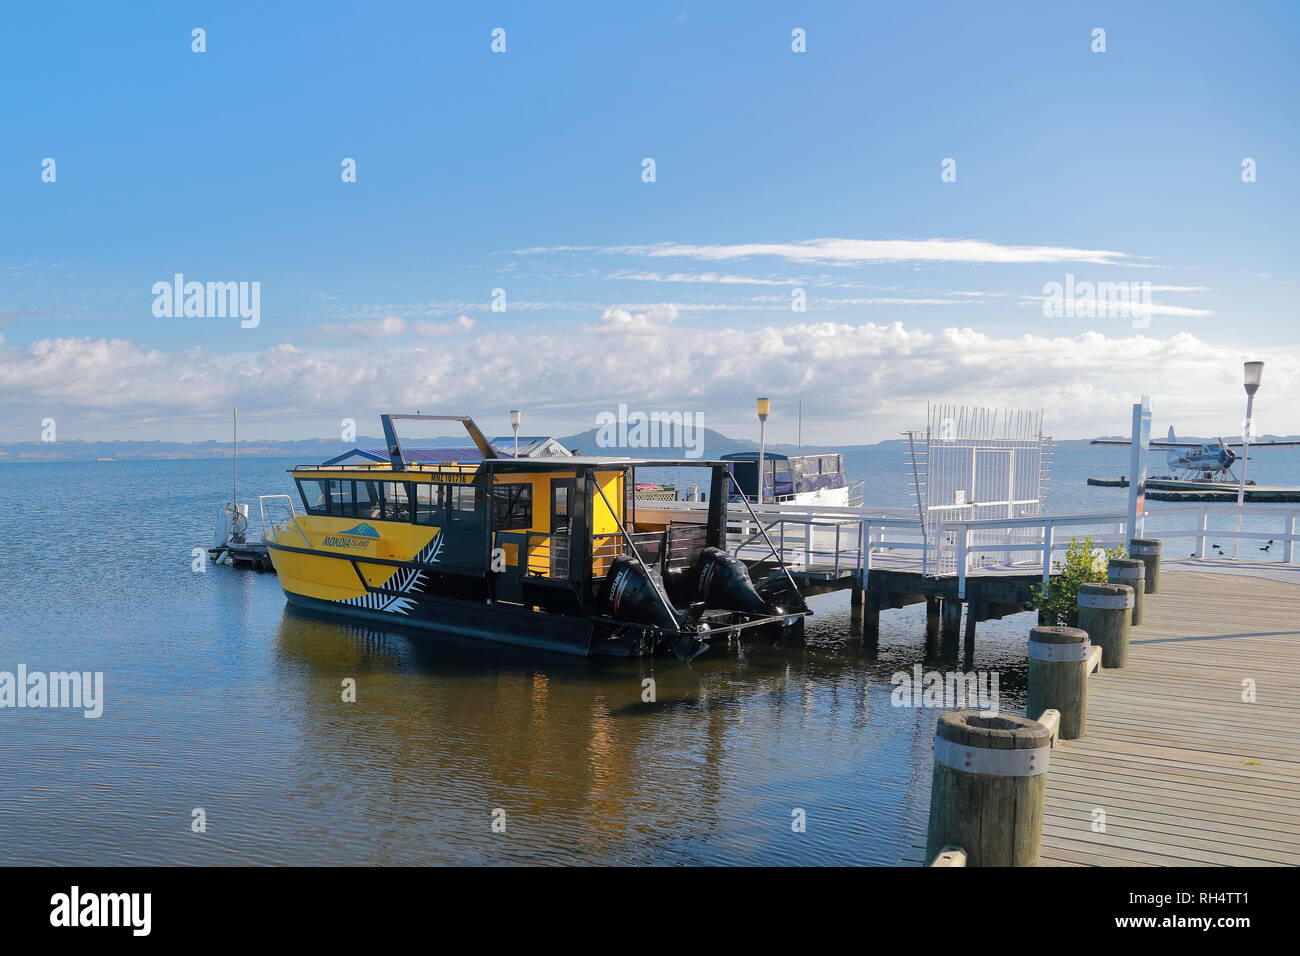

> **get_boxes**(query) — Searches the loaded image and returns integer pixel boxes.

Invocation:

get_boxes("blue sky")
[2,1,1297,443]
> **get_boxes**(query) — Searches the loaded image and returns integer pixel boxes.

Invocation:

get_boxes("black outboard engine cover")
[693,547,772,615]
[755,571,808,614]
[597,555,685,632]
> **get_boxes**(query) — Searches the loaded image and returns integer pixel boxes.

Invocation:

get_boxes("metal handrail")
[726,472,803,601]
[590,480,681,631]
[258,494,311,548]
[939,502,1300,597]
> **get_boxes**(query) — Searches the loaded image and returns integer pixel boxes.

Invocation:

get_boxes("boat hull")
[265,530,600,655]
[783,486,850,507]
[281,587,598,656]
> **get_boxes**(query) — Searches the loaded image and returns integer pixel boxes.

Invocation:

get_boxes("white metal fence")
[640,500,1300,598]
[908,404,1053,577]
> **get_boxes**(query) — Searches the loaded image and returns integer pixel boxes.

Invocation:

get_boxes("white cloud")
[412,315,476,335]
[1017,295,1214,318]
[308,314,477,340]
[593,304,681,332]
[792,296,974,307]
[523,238,1137,266]
[308,316,408,340]
[606,270,799,286]
[1,320,1293,442]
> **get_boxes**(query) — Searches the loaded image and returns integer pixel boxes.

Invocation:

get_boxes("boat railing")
[517,530,675,579]
[515,533,568,578]
[847,479,866,507]
[666,523,708,568]
[291,463,479,475]
[258,494,311,549]
[725,514,879,579]
[635,487,680,502]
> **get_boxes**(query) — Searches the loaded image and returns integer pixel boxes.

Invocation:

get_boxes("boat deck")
[1040,569,1300,866]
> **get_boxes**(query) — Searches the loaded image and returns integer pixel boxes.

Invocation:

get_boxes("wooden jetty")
[644,499,1300,655]
[1087,476,1300,502]
[1038,569,1300,866]
[209,539,273,571]
[922,563,1300,867]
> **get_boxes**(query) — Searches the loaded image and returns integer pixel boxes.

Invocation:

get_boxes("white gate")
[907,404,1053,576]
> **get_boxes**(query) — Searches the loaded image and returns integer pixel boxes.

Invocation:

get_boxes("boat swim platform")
[1039,568,1300,866]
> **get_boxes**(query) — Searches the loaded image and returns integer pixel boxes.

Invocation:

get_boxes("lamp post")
[510,409,521,458]
[1233,363,1263,558]
[756,397,770,504]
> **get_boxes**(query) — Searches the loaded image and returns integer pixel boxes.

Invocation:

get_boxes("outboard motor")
[597,555,687,633]
[693,548,773,614]
[755,572,808,614]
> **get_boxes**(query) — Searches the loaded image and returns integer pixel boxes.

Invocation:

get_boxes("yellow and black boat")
[261,414,808,659]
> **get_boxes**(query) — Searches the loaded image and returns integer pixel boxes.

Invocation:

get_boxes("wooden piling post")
[1077,582,1133,668]
[1026,625,1090,739]
[861,589,881,643]
[928,846,967,867]
[940,599,962,643]
[925,597,940,643]
[1107,558,1146,625]
[925,711,1051,867]
[850,578,864,634]
[1129,538,1161,593]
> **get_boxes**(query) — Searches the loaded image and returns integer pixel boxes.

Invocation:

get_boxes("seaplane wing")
[1220,439,1300,447]
[1089,439,1204,447]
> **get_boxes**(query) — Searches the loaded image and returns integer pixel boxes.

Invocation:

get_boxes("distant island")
[3,430,1296,463]
[0,427,797,463]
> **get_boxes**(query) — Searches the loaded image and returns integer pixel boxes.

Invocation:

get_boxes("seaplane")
[1091,427,1300,482]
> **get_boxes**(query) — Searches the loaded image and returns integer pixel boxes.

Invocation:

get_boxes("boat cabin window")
[346,480,382,519]
[414,484,445,524]
[296,478,329,515]
[772,459,793,496]
[491,483,532,531]
[380,481,412,521]
[296,475,481,524]
[411,482,480,524]
[449,485,478,522]
[296,478,352,516]
[551,479,573,534]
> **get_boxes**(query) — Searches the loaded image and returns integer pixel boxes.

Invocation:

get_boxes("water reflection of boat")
[269,602,909,865]
[261,413,809,660]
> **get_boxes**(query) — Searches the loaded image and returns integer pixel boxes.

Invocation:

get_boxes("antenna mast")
[231,406,238,538]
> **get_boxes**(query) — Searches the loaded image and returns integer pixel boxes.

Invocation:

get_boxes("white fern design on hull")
[338,531,444,616]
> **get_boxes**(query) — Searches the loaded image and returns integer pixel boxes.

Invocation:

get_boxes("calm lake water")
[1,444,1296,865]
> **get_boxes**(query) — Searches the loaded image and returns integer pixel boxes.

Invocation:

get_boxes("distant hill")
[5,431,1295,463]
[558,425,836,458]
[0,426,841,463]
[0,435,397,464]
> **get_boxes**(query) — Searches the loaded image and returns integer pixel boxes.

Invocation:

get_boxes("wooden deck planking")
[1039,570,1300,867]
